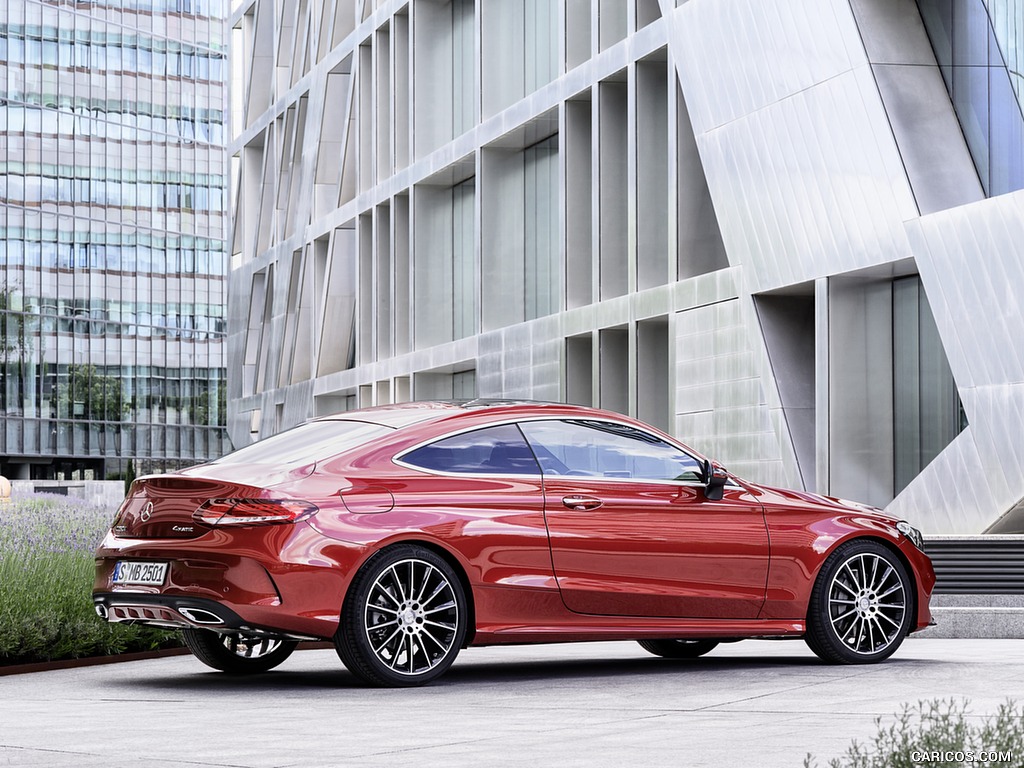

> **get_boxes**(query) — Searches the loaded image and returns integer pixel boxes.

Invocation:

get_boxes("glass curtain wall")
[0,0,229,480]
[452,178,476,340]
[918,0,1024,195]
[983,0,1024,106]
[893,276,966,494]
[452,0,475,137]
[524,135,559,320]
[524,0,557,94]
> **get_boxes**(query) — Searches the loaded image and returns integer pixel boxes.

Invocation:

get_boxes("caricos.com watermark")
[911,750,1014,764]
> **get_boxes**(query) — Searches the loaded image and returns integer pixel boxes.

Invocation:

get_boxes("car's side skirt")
[471,619,805,646]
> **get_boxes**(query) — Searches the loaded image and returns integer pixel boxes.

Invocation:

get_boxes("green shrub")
[0,494,180,665]
[805,699,1023,768]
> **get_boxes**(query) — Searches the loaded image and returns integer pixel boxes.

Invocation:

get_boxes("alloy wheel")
[805,539,914,665]
[826,552,907,656]
[363,558,460,676]
[183,628,298,673]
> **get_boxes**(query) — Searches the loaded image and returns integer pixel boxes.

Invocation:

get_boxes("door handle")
[562,495,603,511]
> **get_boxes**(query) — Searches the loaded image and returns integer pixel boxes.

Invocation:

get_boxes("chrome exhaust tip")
[95,603,109,620]
[179,607,225,625]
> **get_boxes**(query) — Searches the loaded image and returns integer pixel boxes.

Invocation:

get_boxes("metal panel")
[687,67,918,291]
[666,0,862,136]
[872,63,985,214]
[891,192,1024,533]
[927,537,1024,594]
[674,298,791,486]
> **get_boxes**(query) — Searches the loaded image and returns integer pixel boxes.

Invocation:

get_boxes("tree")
[58,364,128,422]
[0,285,27,364]
[1,284,29,415]
[124,459,136,496]
[181,379,227,426]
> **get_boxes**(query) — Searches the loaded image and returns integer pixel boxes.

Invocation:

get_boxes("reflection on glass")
[525,0,557,93]
[918,0,1024,196]
[0,0,229,480]
[893,277,966,495]
[520,420,704,482]
[525,135,559,321]
[452,0,475,137]
[983,0,1024,105]
[452,178,476,340]
[403,424,539,474]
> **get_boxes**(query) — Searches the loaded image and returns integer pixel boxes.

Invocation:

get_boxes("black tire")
[637,639,720,659]
[335,544,468,687]
[804,539,913,664]
[182,629,298,674]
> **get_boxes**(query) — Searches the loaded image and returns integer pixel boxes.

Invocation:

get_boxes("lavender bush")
[0,493,178,664]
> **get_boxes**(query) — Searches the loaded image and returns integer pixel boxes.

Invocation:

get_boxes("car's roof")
[316,399,620,429]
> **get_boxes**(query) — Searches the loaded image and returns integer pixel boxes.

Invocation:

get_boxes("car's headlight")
[895,520,924,550]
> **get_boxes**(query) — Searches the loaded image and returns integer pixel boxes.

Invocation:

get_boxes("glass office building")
[0,0,230,480]
[229,0,1024,536]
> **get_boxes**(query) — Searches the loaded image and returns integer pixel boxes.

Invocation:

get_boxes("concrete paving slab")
[1,638,1021,767]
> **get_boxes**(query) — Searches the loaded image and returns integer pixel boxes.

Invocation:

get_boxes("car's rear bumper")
[92,522,367,640]
[92,592,321,641]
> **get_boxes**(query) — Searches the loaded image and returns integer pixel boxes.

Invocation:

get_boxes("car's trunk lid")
[112,475,264,539]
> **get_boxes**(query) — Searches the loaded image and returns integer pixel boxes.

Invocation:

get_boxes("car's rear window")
[213,420,391,466]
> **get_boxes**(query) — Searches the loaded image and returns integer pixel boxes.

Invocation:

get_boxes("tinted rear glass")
[213,421,391,466]
[402,424,540,474]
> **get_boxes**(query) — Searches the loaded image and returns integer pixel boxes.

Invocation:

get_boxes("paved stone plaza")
[2,639,1020,767]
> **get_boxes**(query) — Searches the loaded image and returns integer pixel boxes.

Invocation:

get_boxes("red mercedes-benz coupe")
[94,400,935,686]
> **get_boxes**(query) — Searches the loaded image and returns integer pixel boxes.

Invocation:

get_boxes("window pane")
[918,0,1024,196]
[520,420,703,481]
[524,135,559,320]
[893,276,964,494]
[213,420,390,466]
[403,424,539,474]
[452,178,476,340]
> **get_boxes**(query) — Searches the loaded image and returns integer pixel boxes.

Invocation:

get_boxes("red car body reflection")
[93,401,935,686]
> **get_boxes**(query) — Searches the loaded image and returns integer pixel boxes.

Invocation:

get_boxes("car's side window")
[401,424,541,475]
[519,419,703,482]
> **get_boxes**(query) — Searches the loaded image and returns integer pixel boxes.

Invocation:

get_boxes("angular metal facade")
[228,0,1024,534]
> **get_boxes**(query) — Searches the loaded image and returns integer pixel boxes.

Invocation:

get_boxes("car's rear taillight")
[193,498,319,527]
[110,496,131,530]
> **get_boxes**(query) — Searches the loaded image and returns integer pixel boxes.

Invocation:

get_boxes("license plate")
[112,561,168,586]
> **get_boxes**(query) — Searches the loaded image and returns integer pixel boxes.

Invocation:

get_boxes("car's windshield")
[212,420,391,466]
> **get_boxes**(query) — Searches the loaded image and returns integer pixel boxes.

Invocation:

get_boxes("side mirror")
[703,459,728,501]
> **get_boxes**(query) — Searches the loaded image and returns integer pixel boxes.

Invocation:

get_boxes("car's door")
[519,419,769,619]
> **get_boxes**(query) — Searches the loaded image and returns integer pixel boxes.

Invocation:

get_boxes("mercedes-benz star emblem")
[140,502,154,522]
